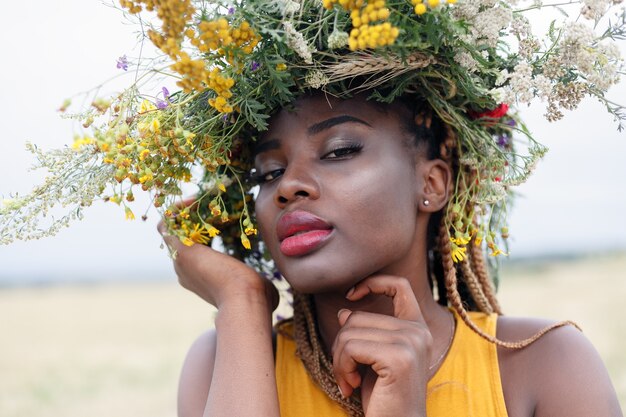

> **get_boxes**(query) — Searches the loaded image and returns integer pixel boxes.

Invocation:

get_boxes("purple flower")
[228,6,235,14]
[250,61,260,71]
[116,55,129,71]
[496,135,510,148]
[156,86,170,109]
[507,119,516,127]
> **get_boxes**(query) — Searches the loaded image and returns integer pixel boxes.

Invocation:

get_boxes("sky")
[0,1,625,284]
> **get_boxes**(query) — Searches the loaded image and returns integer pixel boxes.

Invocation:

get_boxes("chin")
[277,253,387,295]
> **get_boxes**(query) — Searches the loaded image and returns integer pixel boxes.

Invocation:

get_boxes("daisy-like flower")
[450,242,467,263]
[188,223,212,245]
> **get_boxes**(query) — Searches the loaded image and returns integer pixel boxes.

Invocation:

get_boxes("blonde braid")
[469,236,502,314]
[439,222,578,348]
[292,292,364,416]
[459,256,493,314]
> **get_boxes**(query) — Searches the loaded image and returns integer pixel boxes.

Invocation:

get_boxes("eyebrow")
[254,115,372,156]
[307,115,372,135]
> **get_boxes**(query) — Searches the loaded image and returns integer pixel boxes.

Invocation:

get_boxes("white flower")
[328,30,349,49]
[506,62,534,103]
[581,0,609,20]
[281,0,301,15]
[533,75,552,100]
[283,21,315,64]
[454,51,479,72]
[510,13,531,38]
[305,70,329,89]
[488,87,506,102]
[264,0,301,15]
[456,3,512,48]
[495,69,510,86]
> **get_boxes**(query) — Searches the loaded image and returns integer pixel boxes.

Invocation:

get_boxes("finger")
[346,275,423,322]
[337,309,405,331]
[337,308,352,327]
[333,338,392,396]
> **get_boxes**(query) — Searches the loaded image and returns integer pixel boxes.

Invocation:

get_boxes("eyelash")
[253,143,364,184]
[323,143,363,159]
[251,168,285,184]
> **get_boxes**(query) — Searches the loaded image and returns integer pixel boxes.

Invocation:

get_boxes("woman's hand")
[157,211,278,311]
[332,275,432,417]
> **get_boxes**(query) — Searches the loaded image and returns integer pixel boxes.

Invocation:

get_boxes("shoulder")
[496,316,622,417]
[178,329,217,417]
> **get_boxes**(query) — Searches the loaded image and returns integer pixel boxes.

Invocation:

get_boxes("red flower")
[469,103,509,120]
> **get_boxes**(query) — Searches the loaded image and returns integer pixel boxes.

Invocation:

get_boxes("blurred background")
[0,1,625,416]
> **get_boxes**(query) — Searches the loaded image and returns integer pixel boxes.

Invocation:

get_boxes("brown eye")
[323,144,363,159]
[253,168,285,184]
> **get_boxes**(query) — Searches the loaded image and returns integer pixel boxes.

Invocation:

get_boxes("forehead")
[261,94,400,138]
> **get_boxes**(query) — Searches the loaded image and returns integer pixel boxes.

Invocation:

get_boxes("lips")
[276,210,333,257]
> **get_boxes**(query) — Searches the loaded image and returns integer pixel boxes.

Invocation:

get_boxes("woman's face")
[254,94,429,294]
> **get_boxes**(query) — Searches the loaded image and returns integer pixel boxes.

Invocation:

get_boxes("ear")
[416,159,451,212]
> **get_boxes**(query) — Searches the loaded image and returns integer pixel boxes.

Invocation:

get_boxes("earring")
[423,199,430,206]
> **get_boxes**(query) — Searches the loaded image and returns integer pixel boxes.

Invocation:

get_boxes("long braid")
[458,255,493,314]
[292,292,364,416]
[439,221,579,348]
[469,235,502,314]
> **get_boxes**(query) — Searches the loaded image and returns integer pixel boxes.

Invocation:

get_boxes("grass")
[1,253,624,416]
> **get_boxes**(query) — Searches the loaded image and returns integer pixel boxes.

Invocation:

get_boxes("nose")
[274,164,320,207]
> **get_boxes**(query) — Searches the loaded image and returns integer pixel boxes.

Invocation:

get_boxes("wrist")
[215,286,274,325]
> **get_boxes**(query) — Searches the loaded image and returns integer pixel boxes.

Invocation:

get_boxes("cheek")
[254,190,275,243]
[340,163,417,247]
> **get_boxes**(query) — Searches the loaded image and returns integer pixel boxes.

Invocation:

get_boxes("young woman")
[4,0,622,415]
[159,93,623,417]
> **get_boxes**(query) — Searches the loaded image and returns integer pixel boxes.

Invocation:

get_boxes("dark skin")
[163,94,623,417]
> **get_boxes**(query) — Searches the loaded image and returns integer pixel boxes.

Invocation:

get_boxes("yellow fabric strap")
[275,311,509,417]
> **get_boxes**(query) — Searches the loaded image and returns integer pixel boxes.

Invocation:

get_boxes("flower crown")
[1,0,624,274]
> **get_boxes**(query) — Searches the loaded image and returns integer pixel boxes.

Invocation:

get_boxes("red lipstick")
[276,210,333,257]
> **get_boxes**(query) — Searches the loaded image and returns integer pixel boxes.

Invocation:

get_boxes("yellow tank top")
[275,311,509,417]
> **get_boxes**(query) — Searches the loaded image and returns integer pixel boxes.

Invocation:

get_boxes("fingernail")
[337,384,345,399]
[337,308,349,318]
[345,286,355,298]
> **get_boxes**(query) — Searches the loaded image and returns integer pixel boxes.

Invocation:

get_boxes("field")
[1,253,624,416]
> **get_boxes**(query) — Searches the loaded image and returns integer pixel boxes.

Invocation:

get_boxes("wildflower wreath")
[1,0,624,274]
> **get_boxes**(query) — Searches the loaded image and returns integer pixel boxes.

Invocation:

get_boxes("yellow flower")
[182,237,194,246]
[218,183,226,192]
[150,118,161,134]
[276,63,287,71]
[140,99,156,113]
[240,234,251,250]
[451,234,470,246]
[244,227,257,236]
[139,173,154,184]
[125,207,135,220]
[450,242,467,263]
[489,247,507,257]
[72,136,95,150]
[139,149,151,160]
[188,223,211,245]
[414,3,427,14]
[207,225,221,238]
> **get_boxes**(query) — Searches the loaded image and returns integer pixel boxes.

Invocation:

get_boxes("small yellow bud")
[414,3,427,14]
